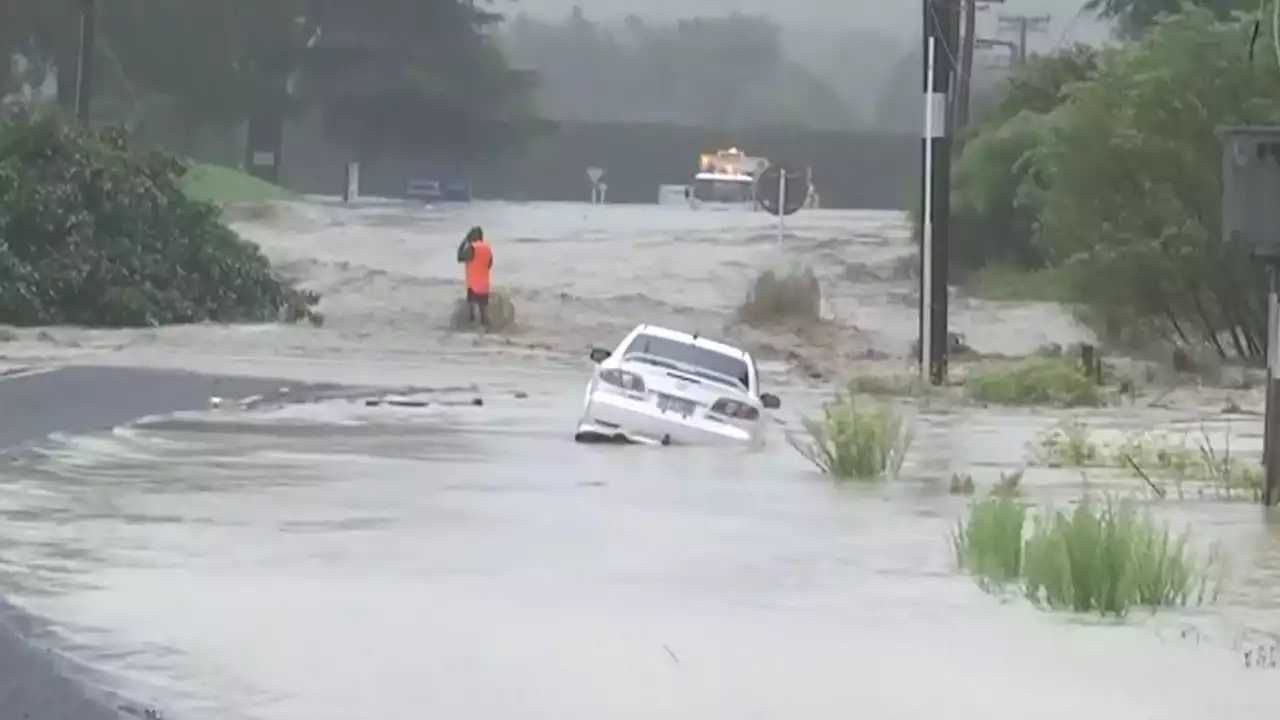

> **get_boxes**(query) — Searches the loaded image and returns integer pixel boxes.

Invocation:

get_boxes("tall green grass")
[966,357,1104,408]
[787,390,913,480]
[954,493,1221,616]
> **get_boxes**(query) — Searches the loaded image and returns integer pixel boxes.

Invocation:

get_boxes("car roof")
[628,324,752,361]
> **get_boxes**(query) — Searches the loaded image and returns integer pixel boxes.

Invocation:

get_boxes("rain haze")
[0,0,1277,719]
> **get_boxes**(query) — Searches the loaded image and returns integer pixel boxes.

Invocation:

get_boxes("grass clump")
[1027,418,1263,501]
[737,265,821,326]
[954,493,1221,616]
[966,357,1104,407]
[1021,498,1221,614]
[952,485,1026,587]
[787,390,913,479]
[1032,419,1105,467]
[449,292,518,332]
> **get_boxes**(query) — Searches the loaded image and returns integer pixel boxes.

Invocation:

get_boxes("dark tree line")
[0,0,541,163]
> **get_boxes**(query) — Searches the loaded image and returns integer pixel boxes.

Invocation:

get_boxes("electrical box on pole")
[1219,125,1280,506]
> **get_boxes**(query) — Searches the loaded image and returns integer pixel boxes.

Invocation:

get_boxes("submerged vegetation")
[737,266,822,327]
[954,489,1222,616]
[787,390,913,480]
[966,357,1105,408]
[1031,418,1264,501]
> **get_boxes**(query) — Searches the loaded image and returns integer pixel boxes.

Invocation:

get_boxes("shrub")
[952,487,1027,587]
[737,265,821,326]
[1021,497,1221,615]
[0,111,318,327]
[787,390,913,479]
[954,493,1221,616]
[449,292,517,331]
[966,357,1103,407]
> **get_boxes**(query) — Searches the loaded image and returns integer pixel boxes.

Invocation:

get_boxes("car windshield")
[691,177,754,204]
[622,333,750,389]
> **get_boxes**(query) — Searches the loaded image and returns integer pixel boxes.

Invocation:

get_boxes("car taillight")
[711,398,759,420]
[599,368,646,392]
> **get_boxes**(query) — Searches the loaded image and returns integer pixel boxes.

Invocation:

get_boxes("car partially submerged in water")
[574,324,781,446]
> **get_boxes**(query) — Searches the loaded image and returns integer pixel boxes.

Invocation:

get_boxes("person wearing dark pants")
[457,226,494,328]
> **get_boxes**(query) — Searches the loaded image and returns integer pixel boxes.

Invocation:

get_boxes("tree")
[1084,0,1254,37]
[1030,8,1279,358]
[302,0,542,162]
[947,45,1098,273]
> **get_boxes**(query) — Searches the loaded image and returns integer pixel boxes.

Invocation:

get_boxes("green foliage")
[952,486,1027,586]
[954,492,1221,616]
[180,164,297,205]
[1021,497,1221,614]
[0,0,541,163]
[1029,418,1265,500]
[949,9,1280,362]
[1033,9,1275,361]
[0,111,318,327]
[306,0,544,161]
[786,391,913,480]
[965,358,1105,407]
[948,46,1097,274]
[1084,0,1256,38]
[500,10,858,130]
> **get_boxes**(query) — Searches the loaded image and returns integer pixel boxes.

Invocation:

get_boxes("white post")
[777,170,787,241]
[344,161,360,203]
[921,36,937,379]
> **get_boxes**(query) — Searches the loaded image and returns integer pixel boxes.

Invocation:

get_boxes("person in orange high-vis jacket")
[456,226,494,328]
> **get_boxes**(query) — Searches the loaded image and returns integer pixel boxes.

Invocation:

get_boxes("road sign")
[756,165,808,217]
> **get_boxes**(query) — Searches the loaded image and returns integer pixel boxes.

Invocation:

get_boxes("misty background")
[497,0,1111,131]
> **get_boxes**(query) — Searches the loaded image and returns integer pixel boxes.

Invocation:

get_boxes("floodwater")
[0,200,1278,718]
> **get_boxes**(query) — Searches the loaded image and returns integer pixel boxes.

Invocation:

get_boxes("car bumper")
[575,392,755,446]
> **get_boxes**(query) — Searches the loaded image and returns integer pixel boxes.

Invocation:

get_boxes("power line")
[997,13,1051,64]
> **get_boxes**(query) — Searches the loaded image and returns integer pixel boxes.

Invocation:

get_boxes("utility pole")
[74,0,96,123]
[1220,126,1280,507]
[998,13,1050,64]
[919,0,958,386]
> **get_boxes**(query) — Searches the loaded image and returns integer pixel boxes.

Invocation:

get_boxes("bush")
[0,111,318,327]
[787,390,913,479]
[966,357,1103,407]
[449,292,517,331]
[737,265,821,326]
[952,487,1026,586]
[1022,498,1221,614]
[954,493,1221,616]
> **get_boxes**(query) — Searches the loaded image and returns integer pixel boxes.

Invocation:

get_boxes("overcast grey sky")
[505,0,1114,50]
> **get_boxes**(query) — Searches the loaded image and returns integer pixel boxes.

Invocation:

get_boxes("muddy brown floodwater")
[0,200,1277,718]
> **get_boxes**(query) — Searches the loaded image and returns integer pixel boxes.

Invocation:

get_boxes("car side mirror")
[760,393,781,409]
[588,347,611,363]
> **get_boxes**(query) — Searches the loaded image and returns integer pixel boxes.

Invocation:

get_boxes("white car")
[574,324,781,446]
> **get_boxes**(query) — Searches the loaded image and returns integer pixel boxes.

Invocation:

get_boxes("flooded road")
[0,200,1278,717]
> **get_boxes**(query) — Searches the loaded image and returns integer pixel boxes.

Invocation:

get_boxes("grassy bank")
[963,266,1072,303]
[180,163,297,205]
